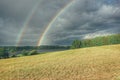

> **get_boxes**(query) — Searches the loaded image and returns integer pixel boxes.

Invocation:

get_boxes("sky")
[0,0,120,46]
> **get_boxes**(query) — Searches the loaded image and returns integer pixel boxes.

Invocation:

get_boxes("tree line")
[0,34,119,59]
[71,34,120,49]
[0,45,70,59]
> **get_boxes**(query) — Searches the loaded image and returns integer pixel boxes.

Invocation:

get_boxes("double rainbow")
[16,0,75,46]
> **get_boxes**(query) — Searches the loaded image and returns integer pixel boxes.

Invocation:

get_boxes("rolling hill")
[0,44,120,80]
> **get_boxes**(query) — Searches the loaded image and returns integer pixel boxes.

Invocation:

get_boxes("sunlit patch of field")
[0,44,120,80]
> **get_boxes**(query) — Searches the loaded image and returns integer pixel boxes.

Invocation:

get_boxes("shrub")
[21,50,28,56]
[28,50,38,55]
[0,48,9,59]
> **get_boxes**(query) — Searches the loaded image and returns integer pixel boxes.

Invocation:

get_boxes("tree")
[0,48,9,59]
[28,50,38,55]
[71,40,82,49]
[9,49,17,57]
[21,50,28,56]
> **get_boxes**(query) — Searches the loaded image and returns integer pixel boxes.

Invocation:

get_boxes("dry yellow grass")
[0,44,120,80]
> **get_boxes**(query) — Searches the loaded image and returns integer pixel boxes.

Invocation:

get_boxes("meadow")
[0,44,120,80]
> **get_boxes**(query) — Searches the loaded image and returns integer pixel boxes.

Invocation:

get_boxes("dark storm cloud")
[0,0,40,20]
[0,0,72,46]
[42,0,120,45]
[0,0,120,46]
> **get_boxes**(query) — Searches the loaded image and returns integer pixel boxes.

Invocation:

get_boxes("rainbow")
[16,0,42,46]
[37,0,75,46]
[16,0,75,46]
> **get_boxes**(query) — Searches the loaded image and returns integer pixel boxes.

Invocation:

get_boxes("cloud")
[42,0,120,45]
[0,0,120,46]
[83,27,120,39]
[0,0,72,46]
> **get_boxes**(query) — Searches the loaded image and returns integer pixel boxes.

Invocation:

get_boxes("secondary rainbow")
[16,0,42,46]
[37,0,75,46]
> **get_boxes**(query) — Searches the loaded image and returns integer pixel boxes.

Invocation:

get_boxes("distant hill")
[0,44,120,80]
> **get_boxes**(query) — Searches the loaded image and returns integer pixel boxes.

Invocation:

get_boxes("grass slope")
[0,44,120,80]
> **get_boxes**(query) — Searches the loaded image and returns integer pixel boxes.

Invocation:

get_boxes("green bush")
[0,48,9,59]
[17,54,24,57]
[28,50,38,55]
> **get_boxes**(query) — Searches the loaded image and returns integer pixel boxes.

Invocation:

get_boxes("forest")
[71,34,120,49]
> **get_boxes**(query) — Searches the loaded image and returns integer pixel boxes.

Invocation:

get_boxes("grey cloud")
[0,0,120,46]
[42,0,120,45]
[0,0,40,21]
[0,0,72,46]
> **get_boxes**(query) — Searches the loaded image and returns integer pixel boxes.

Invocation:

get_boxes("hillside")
[0,44,120,80]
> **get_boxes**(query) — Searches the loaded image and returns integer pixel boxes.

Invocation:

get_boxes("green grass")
[0,44,120,80]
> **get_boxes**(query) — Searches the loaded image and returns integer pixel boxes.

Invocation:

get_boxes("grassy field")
[0,44,120,80]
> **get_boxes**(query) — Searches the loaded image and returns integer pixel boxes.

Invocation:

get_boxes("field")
[0,44,120,80]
